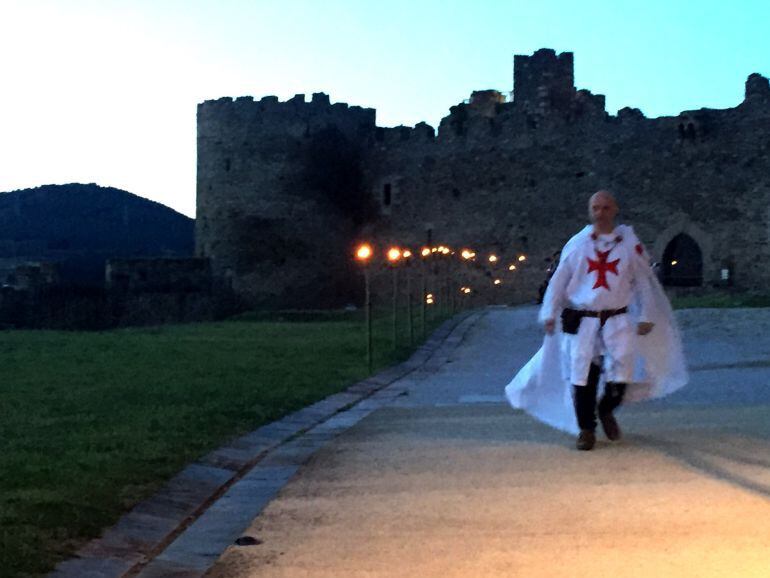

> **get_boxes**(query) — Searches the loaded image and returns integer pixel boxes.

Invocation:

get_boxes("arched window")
[662,233,703,287]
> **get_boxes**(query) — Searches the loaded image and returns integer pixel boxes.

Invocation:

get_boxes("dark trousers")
[573,363,627,431]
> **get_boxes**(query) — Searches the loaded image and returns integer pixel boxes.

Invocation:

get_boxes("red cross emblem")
[587,249,620,290]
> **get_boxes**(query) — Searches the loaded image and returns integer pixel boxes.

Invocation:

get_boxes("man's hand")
[637,321,654,336]
[544,318,556,335]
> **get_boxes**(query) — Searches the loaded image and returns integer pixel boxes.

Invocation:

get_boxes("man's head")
[589,190,619,233]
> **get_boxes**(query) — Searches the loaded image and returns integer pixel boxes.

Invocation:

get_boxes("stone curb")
[49,309,486,578]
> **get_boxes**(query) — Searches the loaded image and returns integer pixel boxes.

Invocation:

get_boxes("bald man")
[540,191,655,450]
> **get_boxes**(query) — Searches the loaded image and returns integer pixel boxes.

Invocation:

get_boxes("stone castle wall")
[197,49,770,307]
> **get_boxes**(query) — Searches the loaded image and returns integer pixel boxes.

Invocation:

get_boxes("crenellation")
[616,107,645,121]
[370,122,436,152]
[414,122,436,141]
[198,93,376,140]
[469,90,506,118]
[437,103,470,140]
[745,73,770,104]
[312,92,330,105]
[573,89,606,117]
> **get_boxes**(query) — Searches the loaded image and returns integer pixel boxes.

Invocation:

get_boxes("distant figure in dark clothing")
[537,251,561,304]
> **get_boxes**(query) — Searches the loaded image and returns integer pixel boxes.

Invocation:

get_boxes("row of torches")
[353,243,530,372]
[354,243,528,294]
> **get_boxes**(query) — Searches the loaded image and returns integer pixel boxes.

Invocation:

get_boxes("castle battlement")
[197,92,376,141]
[196,49,770,309]
[375,122,436,146]
[374,68,770,153]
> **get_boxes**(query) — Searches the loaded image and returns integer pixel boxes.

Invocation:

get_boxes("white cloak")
[504,225,689,434]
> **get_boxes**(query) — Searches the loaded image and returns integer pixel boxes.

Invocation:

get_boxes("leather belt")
[579,306,628,326]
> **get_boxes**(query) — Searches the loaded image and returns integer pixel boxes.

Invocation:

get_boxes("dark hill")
[0,183,194,286]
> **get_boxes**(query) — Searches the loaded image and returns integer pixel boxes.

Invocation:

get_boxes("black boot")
[573,363,602,449]
[576,429,596,451]
[598,382,626,441]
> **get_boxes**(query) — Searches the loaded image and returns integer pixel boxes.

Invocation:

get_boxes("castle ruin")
[196,48,770,307]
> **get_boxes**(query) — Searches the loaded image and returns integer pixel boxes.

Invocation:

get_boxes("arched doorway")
[662,233,703,286]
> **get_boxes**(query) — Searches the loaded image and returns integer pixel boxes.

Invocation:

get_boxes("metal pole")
[447,261,452,315]
[365,267,372,374]
[430,258,436,324]
[443,259,450,316]
[421,260,427,339]
[392,266,398,350]
[407,270,414,346]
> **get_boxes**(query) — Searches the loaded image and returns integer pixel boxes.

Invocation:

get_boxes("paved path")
[203,306,770,578]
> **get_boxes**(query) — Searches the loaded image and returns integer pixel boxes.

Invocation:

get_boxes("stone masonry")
[196,48,770,307]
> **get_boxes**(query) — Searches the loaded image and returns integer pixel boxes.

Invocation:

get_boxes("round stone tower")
[196,93,376,307]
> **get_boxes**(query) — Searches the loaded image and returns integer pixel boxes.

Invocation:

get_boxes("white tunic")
[540,225,654,324]
[504,224,688,434]
[540,225,655,385]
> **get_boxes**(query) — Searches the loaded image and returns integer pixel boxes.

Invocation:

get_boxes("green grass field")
[0,307,453,577]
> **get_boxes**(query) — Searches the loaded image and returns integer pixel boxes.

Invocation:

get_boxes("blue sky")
[1,0,767,216]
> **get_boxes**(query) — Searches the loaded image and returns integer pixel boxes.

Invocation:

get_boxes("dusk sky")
[1,0,768,217]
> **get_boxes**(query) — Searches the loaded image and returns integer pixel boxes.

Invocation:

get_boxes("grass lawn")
[0,307,454,577]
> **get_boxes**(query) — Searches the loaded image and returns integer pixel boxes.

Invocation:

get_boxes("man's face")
[589,193,618,228]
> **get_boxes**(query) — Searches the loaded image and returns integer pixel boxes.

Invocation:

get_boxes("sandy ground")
[205,307,770,578]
